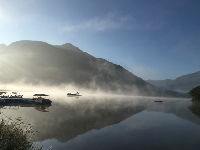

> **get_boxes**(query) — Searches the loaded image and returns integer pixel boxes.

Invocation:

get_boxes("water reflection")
[188,101,200,118]
[0,95,149,143]
[33,96,148,143]
[1,94,200,150]
[0,103,51,113]
[45,111,200,150]
[35,105,50,112]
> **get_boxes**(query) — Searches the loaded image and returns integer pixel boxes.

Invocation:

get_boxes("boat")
[154,101,163,102]
[22,94,52,104]
[67,92,82,96]
[0,92,24,103]
[0,92,52,105]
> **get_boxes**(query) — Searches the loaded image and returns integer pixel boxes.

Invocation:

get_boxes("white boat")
[67,92,82,96]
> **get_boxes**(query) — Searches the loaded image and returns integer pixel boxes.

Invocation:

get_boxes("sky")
[0,0,200,80]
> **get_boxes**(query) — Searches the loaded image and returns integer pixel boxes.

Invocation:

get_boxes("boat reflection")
[35,105,50,112]
[0,103,51,113]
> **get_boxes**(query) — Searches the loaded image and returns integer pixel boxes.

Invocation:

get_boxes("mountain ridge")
[146,71,200,93]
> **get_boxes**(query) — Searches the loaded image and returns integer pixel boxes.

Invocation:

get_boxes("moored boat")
[0,92,52,105]
[0,92,24,103]
[67,92,82,96]
[22,94,52,104]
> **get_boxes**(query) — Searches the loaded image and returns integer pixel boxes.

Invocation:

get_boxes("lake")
[1,92,200,150]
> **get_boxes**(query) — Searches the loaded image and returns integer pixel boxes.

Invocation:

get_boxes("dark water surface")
[1,93,200,150]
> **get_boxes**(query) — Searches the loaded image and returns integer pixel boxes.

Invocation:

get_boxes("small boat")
[154,101,163,102]
[67,92,82,96]
[22,94,52,104]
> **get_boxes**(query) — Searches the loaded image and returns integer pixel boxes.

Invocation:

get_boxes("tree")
[188,86,200,101]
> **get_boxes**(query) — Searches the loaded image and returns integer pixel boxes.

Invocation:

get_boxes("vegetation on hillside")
[188,86,200,101]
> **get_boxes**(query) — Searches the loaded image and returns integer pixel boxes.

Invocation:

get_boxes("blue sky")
[0,0,200,80]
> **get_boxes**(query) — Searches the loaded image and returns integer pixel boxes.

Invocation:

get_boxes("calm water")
[1,92,200,150]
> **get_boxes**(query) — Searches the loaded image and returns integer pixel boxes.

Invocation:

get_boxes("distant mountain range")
[146,71,200,93]
[0,40,188,97]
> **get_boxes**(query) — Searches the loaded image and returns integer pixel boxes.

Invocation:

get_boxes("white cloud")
[61,13,132,32]
[60,11,164,33]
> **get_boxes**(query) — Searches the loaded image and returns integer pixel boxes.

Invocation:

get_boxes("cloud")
[61,13,132,32]
[60,11,166,33]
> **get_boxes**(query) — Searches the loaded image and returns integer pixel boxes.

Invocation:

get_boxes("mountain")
[146,71,200,93]
[0,44,6,50]
[0,41,148,88]
[0,40,188,97]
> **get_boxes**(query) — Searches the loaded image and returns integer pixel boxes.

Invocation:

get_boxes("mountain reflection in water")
[33,96,147,143]
[1,94,200,150]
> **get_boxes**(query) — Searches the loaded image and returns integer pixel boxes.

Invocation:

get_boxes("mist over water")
[0,83,146,98]
[1,89,199,150]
